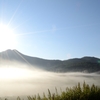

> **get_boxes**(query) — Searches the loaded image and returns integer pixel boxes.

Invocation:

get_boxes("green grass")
[3,82,100,100]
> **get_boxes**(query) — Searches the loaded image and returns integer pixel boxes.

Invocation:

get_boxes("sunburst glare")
[0,23,17,51]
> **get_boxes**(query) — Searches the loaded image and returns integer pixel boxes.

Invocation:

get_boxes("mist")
[0,61,100,99]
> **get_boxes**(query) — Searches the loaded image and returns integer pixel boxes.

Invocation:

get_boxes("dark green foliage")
[27,82,100,100]
[17,96,21,100]
[2,82,100,100]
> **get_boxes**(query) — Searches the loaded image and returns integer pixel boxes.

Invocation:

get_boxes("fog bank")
[0,62,100,98]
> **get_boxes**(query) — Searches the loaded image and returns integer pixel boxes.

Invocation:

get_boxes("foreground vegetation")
[4,82,100,100]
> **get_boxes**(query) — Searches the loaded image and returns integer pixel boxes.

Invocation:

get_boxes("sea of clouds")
[0,61,100,99]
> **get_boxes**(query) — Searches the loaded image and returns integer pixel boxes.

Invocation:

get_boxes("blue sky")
[0,0,100,60]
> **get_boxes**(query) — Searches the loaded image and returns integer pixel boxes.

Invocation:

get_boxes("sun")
[0,23,17,51]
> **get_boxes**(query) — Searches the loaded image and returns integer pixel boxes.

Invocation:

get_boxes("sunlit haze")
[0,64,100,97]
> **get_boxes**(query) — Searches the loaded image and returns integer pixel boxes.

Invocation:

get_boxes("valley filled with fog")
[0,61,100,99]
[0,0,100,99]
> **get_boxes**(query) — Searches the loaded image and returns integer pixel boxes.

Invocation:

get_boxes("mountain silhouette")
[0,49,100,73]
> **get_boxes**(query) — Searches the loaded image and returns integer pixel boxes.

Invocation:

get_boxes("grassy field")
[2,82,100,100]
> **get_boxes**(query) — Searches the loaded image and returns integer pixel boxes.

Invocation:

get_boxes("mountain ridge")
[0,49,100,73]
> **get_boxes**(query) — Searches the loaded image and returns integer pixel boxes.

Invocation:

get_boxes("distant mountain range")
[0,49,100,73]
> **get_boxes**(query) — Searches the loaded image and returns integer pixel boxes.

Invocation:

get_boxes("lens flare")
[0,23,17,51]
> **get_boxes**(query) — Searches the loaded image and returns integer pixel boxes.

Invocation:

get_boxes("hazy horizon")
[0,49,100,61]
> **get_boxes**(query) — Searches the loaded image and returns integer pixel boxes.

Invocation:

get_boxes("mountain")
[0,49,100,73]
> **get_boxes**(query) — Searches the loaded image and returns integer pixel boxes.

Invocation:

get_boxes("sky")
[0,0,100,60]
